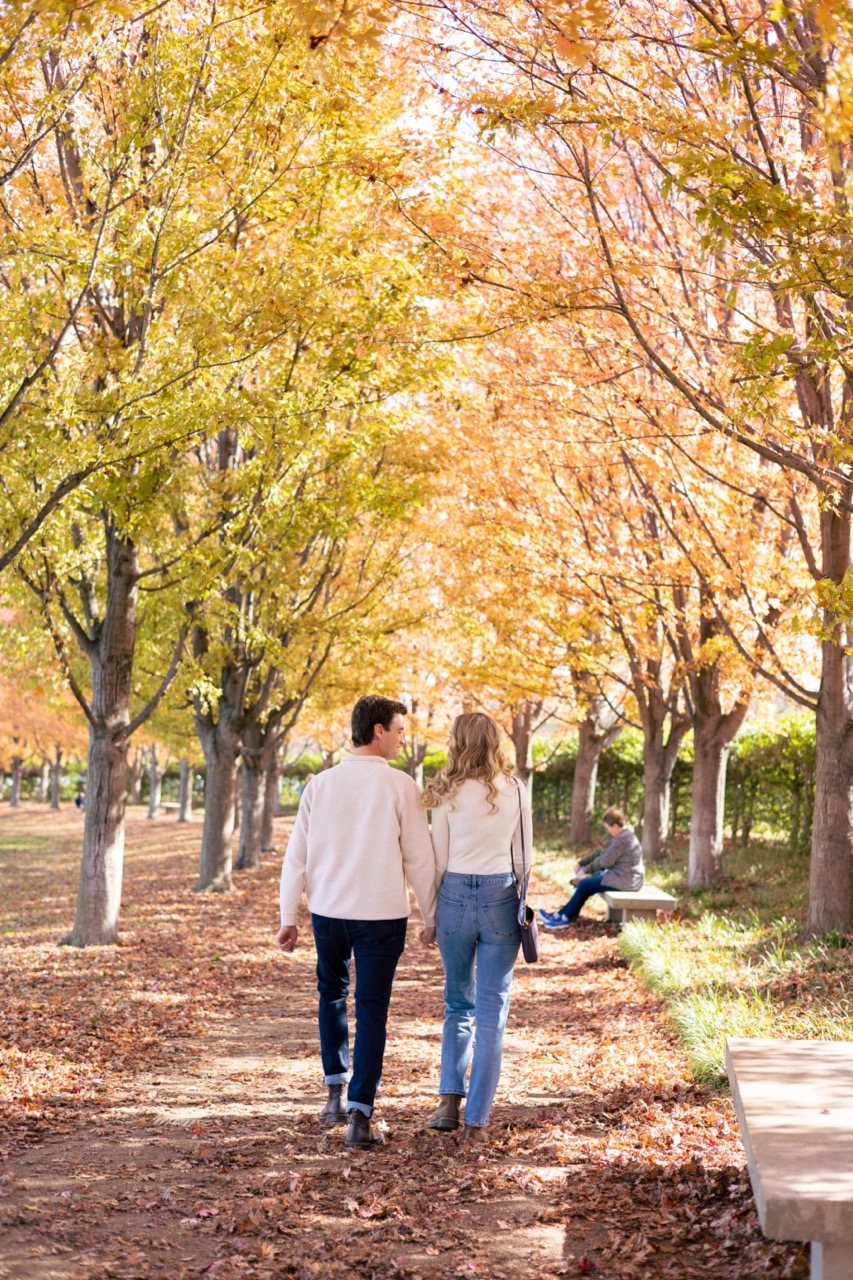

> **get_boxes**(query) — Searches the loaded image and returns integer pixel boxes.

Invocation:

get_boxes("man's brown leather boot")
[345,1110,385,1149]
[319,1084,347,1126]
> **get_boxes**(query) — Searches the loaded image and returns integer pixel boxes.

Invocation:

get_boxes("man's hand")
[276,925,298,953]
[420,926,438,949]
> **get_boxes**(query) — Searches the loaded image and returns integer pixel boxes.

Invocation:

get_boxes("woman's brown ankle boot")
[426,1094,462,1131]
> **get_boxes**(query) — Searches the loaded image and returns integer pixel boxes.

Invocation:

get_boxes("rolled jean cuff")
[347,1101,372,1118]
[324,1072,350,1086]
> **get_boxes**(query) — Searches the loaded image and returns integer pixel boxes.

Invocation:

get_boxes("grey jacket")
[599,826,644,891]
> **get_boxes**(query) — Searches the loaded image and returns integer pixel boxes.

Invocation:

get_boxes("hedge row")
[532,715,815,851]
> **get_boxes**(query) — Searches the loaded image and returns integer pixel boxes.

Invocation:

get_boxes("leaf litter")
[0,806,808,1279]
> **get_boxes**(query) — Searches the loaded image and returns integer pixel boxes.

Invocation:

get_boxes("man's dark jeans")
[311,914,407,1117]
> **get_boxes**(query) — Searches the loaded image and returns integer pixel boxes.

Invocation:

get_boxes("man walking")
[276,695,437,1150]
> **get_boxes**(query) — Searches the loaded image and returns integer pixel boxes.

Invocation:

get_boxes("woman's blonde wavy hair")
[424,713,514,813]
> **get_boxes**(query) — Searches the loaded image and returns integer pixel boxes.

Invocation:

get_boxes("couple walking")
[276,695,533,1151]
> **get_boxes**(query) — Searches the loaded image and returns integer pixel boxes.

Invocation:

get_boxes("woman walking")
[423,713,533,1147]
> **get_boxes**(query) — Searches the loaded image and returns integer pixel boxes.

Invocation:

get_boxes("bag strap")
[510,778,529,912]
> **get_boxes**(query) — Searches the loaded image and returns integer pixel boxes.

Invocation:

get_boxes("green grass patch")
[534,826,853,1085]
[0,833,56,854]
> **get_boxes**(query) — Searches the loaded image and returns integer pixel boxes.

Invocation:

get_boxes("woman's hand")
[420,926,438,949]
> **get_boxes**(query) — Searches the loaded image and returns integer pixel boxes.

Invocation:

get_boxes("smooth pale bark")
[688,727,731,887]
[260,747,282,851]
[178,758,193,822]
[569,732,600,845]
[9,757,23,807]
[37,759,50,803]
[237,708,286,868]
[403,743,427,790]
[129,747,145,806]
[636,664,691,863]
[233,760,242,834]
[686,617,750,888]
[50,751,63,809]
[236,757,264,870]
[569,696,622,844]
[65,529,139,947]
[195,712,239,892]
[627,642,690,862]
[807,507,853,936]
[641,726,689,863]
[147,746,163,819]
[511,701,541,790]
[642,746,673,863]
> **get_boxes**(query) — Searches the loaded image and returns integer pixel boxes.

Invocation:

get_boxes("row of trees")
[380,0,852,936]
[1,0,851,941]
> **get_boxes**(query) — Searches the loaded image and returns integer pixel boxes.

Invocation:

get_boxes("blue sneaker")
[538,908,560,924]
[541,912,573,930]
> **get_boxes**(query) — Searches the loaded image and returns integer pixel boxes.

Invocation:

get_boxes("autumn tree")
[2,1,448,944]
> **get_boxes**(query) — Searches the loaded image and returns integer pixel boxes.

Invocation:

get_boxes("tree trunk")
[50,750,63,809]
[147,746,163,819]
[236,755,264,870]
[129,746,145,805]
[642,746,672,864]
[37,758,51,803]
[569,697,622,844]
[807,508,853,935]
[238,706,287,868]
[510,702,538,787]
[260,742,284,852]
[64,527,138,947]
[195,715,239,892]
[233,759,242,833]
[569,727,601,845]
[178,758,193,822]
[688,725,730,887]
[408,757,425,788]
[641,728,688,863]
[9,757,23,807]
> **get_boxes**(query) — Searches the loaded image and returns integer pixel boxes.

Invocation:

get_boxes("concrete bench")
[601,884,676,923]
[727,1038,853,1280]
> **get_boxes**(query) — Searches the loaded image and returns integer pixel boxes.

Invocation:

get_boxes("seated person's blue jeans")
[558,870,608,920]
[311,914,407,1117]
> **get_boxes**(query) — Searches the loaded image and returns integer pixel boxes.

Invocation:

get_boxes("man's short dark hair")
[351,695,407,747]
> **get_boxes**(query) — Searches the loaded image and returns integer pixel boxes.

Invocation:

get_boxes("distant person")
[538,807,643,930]
[424,713,533,1148]
[297,771,314,801]
[74,785,86,811]
[276,695,436,1151]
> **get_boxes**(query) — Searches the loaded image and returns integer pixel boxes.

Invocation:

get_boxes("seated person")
[539,807,644,930]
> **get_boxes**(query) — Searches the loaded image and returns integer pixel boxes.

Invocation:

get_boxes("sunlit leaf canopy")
[4,0,853,934]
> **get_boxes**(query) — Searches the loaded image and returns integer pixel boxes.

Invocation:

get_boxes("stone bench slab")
[601,885,676,923]
[727,1038,853,1280]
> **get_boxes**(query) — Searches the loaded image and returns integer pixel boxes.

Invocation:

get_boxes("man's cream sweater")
[279,756,437,927]
[430,776,534,887]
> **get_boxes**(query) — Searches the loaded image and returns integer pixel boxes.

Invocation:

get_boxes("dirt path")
[0,809,806,1280]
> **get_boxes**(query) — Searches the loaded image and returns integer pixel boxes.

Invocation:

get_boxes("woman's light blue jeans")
[435,872,521,1128]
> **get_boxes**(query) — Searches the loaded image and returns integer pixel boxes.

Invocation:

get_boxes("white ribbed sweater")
[279,757,437,927]
[430,777,534,888]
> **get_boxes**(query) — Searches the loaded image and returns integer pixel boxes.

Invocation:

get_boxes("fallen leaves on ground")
[0,805,808,1279]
